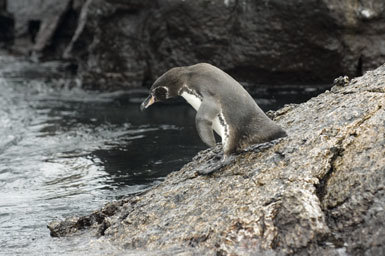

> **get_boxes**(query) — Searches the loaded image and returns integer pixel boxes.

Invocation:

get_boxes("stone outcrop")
[49,64,385,255]
[4,0,385,89]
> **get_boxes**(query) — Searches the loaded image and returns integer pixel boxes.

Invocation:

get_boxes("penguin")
[141,63,287,174]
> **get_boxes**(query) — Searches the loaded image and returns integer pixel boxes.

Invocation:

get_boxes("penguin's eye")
[154,87,168,101]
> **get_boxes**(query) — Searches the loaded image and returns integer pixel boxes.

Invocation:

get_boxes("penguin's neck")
[180,90,202,111]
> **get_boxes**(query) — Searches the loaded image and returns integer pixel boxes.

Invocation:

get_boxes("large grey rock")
[48,65,385,255]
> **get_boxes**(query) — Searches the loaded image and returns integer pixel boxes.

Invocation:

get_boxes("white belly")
[181,90,228,142]
[181,91,201,111]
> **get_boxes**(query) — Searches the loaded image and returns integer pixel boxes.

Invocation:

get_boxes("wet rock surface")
[4,0,385,89]
[49,65,385,255]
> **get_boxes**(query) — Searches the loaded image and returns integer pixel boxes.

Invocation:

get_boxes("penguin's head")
[140,86,169,111]
[140,67,184,111]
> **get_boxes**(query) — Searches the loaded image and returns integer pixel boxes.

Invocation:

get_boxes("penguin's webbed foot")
[243,137,285,154]
[196,155,236,175]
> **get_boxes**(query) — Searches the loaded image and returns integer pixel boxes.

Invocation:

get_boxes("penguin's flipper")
[195,99,220,147]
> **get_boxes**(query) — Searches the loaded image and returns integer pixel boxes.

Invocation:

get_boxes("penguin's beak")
[140,95,155,111]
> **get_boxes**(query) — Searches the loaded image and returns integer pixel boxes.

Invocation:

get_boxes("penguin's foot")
[243,137,285,154]
[196,155,236,175]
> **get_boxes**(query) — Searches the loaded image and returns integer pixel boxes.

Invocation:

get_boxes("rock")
[48,199,129,238]
[4,0,385,89]
[6,0,76,56]
[332,76,350,87]
[48,0,385,88]
[0,0,14,47]
[48,64,385,255]
[64,0,156,89]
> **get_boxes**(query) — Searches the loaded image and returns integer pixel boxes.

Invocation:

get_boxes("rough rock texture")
[49,65,385,255]
[4,0,385,89]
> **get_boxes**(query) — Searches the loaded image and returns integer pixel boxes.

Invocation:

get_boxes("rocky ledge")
[49,65,385,255]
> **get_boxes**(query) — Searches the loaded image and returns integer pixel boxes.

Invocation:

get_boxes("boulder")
[48,64,385,255]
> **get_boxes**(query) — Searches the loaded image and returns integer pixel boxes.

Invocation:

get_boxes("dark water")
[0,55,330,255]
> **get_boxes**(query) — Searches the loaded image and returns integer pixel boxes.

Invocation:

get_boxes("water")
[0,55,330,255]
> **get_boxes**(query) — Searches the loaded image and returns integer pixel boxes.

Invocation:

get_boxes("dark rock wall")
[4,0,385,89]
[0,0,14,47]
